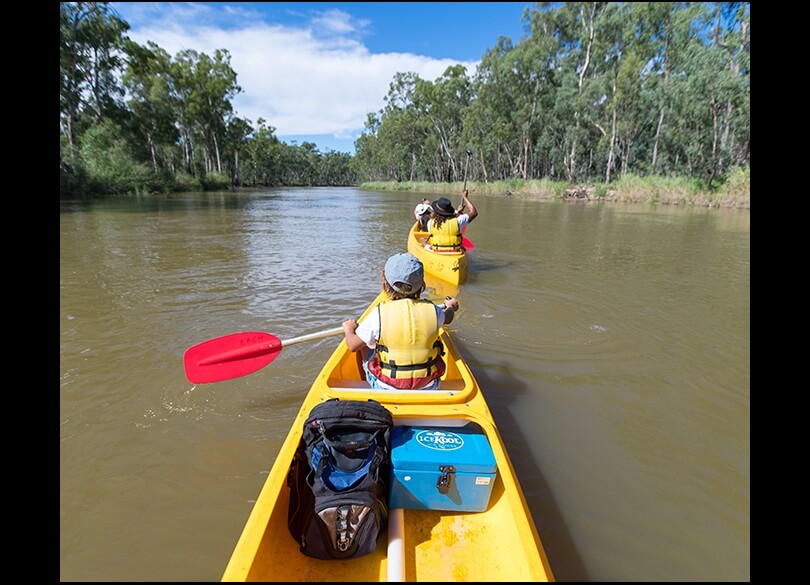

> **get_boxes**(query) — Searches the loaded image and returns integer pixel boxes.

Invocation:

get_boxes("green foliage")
[60,2,750,202]
[173,173,203,192]
[362,172,749,209]
[724,165,750,196]
[714,165,750,208]
[355,2,749,187]
[79,120,154,195]
[201,172,232,190]
[611,174,699,204]
[167,171,236,192]
[60,157,91,199]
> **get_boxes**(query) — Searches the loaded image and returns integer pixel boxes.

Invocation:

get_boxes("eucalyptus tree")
[532,2,612,182]
[170,48,242,178]
[667,40,717,180]
[707,1,750,181]
[241,118,283,186]
[353,110,420,183]
[279,142,320,186]
[607,48,648,180]
[223,116,253,186]
[122,41,180,174]
[377,72,433,181]
[589,2,642,182]
[352,113,384,182]
[378,106,429,181]
[60,1,130,148]
[516,38,560,181]
[476,28,558,179]
[410,65,472,182]
[628,2,699,175]
[319,151,357,186]
[658,2,747,186]
[726,4,750,168]
[468,37,522,182]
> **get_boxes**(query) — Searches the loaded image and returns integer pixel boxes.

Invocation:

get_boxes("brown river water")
[60,187,750,581]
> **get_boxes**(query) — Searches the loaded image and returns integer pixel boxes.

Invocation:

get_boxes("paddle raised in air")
[460,149,475,250]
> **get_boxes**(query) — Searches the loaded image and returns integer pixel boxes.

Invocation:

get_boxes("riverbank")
[361,170,750,209]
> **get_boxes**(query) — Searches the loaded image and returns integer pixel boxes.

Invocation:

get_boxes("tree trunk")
[568,2,597,182]
[148,133,158,172]
[606,106,617,183]
[652,32,671,173]
[652,108,664,171]
[214,133,222,174]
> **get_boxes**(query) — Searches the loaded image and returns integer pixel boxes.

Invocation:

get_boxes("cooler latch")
[437,465,456,494]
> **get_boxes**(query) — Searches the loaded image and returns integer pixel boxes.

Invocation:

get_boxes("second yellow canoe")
[407,222,469,285]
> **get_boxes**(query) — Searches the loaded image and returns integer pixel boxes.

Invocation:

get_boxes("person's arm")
[460,190,478,222]
[438,296,459,325]
[342,319,368,352]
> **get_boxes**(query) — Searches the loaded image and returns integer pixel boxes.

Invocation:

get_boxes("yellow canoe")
[221,291,554,582]
[407,222,469,286]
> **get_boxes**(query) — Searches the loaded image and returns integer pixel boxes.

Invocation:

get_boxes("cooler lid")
[391,425,497,474]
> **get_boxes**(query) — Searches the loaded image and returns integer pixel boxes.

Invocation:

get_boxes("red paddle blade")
[461,226,475,250]
[184,331,282,384]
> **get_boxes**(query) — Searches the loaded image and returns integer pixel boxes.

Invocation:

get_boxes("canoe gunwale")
[220,291,554,582]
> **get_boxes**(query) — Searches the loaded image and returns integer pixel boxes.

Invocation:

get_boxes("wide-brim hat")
[384,253,424,294]
[431,197,456,217]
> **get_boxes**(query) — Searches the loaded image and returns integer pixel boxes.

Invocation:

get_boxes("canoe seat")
[329,379,466,391]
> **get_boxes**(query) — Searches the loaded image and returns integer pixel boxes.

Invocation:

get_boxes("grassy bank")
[361,168,750,209]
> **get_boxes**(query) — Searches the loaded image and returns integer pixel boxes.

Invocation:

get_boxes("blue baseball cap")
[384,253,424,294]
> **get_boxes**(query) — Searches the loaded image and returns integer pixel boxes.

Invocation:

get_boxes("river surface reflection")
[60,187,750,581]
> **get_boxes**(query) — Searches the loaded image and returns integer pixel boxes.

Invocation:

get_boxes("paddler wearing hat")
[425,189,478,252]
[341,253,460,390]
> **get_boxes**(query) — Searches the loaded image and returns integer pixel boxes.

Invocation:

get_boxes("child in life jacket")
[414,197,431,230]
[342,253,459,390]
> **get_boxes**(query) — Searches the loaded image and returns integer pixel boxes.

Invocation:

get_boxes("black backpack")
[287,398,394,560]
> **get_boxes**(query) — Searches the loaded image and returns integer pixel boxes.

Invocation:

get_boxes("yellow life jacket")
[367,298,445,389]
[428,217,462,251]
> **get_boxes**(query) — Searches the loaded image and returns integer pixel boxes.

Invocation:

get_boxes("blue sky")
[111,2,536,154]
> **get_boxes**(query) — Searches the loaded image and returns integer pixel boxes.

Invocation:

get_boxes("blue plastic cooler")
[388,424,497,512]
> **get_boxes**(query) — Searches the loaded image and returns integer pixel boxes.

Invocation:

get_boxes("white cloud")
[124,7,478,142]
